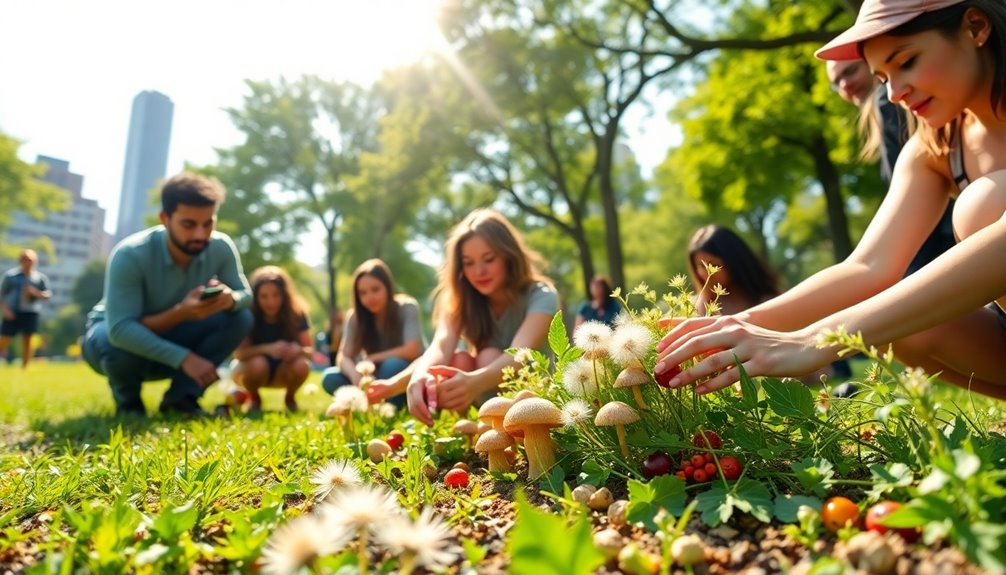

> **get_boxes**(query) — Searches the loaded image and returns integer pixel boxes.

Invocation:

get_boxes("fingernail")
[654,362,664,374]
[668,378,681,388]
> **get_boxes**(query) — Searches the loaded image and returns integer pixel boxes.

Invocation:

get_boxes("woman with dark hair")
[231,266,313,412]
[657,0,1006,399]
[320,259,423,408]
[687,225,780,316]
[575,275,621,327]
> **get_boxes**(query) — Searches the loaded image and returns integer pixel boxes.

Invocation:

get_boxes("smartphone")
[199,286,224,300]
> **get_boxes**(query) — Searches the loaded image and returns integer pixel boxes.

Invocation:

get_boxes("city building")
[114,90,173,242]
[1,155,110,312]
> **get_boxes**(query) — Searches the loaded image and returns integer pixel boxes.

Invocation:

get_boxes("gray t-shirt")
[486,281,560,350]
[341,294,423,359]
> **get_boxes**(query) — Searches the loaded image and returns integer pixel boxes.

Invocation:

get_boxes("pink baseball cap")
[816,0,964,61]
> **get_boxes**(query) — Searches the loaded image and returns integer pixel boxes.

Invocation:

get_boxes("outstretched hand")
[654,315,833,394]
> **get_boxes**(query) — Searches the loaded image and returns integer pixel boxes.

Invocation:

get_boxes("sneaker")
[159,396,209,418]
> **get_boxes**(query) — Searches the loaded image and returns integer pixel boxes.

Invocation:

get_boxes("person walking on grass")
[0,249,51,370]
[656,0,1006,400]
[82,173,253,417]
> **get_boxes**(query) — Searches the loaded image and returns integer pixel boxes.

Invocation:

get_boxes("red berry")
[692,431,722,450]
[718,456,743,480]
[682,465,695,479]
[675,471,687,480]
[386,432,405,450]
[822,497,860,532]
[865,501,919,542]
[691,454,706,468]
[642,451,674,479]
[703,453,714,464]
[654,364,682,388]
[692,469,709,482]
[444,468,469,488]
[704,463,717,475]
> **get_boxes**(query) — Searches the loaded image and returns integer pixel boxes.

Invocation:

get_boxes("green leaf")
[737,362,759,410]
[867,462,914,500]
[696,484,732,526]
[762,378,814,419]
[625,476,687,531]
[577,460,610,487]
[150,500,200,541]
[537,465,566,495]
[774,495,821,523]
[791,458,835,497]
[462,537,488,565]
[547,311,570,358]
[508,494,605,575]
[731,479,774,523]
[951,449,981,480]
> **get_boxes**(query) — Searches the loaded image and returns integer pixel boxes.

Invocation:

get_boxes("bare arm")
[367,339,422,364]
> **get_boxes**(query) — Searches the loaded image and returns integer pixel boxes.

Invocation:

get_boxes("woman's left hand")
[654,315,833,394]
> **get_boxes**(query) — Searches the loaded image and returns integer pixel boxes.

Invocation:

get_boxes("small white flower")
[323,484,402,530]
[562,359,599,397]
[260,514,352,575]
[300,383,320,396]
[377,402,397,419]
[375,507,460,571]
[356,360,376,376]
[560,399,593,428]
[573,321,612,359]
[309,459,363,501]
[333,385,368,413]
[608,323,653,367]
[512,347,534,365]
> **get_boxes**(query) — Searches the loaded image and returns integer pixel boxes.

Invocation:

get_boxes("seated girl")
[321,259,423,408]
[230,266,313,412]
[406,208,559,426]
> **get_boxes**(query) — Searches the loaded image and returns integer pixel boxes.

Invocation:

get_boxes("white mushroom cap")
[503,397,561,434]
[453,419,479,435]
[594,401,639,426]
[475,429,514,453]
[478,397,514,422]
[614,367,649,389]
[512,389,538,402]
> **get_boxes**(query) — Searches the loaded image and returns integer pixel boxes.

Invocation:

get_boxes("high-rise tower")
[115,90,173,242]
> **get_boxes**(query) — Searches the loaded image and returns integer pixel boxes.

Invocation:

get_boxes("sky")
[1,0,678,265]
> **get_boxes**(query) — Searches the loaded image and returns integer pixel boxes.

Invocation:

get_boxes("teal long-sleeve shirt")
[95,227,252,368]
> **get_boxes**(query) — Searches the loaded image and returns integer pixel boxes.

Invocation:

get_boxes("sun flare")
[333,0,445,81]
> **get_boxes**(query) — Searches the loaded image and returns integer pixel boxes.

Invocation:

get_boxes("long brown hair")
[433,208,551,349]
[687,225,780,303]
[249,266,308,342]
[349,259,403,354]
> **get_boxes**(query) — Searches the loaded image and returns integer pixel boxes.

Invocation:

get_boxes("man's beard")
[168,230,208,256]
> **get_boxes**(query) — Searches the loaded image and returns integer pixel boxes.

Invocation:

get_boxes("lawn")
[1,313,1005,575]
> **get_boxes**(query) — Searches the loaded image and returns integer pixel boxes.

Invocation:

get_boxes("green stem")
[357,527,368,575]
[398,552,416,575]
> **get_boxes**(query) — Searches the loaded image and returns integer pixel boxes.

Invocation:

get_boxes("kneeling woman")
[231,266,313,412]
[407,208,559,426]
[321,259,424,408]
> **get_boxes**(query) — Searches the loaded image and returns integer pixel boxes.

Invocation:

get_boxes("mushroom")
[474,429,514,472]
[501,397,562,478]
[512,389,538,402]
[478,397,514,432]
[614,367,650,410]
[594,401,639,459]
[588,487,614,511]
[608,499,629,527]
[453,419,479,450]
[571,484,597,505]
[366,439,392,463]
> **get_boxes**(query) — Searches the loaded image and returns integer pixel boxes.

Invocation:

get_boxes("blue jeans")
[82,310,253,411]
[322,357,410,409]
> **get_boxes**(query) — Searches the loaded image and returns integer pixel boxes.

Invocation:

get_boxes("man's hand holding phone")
[182,281,234,320]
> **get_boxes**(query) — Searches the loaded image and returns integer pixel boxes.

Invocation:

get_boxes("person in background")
[321,259,424,408]
[657,0,1006,400]
[0,249,51,370]
[82,173,253,417]
[407,208,559,426]
[575,275,621,328]
[230,266,313,412]
[826,57,956,276]
[687,224,851,383]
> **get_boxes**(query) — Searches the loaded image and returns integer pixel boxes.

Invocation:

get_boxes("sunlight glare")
[334,0,445,82]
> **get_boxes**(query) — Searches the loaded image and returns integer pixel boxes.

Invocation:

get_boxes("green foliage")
[507,493,605,575]
[626,475,687,531]
[0,133,70,257]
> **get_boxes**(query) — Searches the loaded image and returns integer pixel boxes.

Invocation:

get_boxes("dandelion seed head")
[562,359,598,397]
[560,399,593,427]
[512,347,534,365]
[332,385,368,413]
[309,459,363,501]
[375,507,460,571]
[608,323,653,367]
[260,514,351,575]
[377,402,397,419]
[573,321,612,359]
[356,360,376,376]
[324,484,401,529]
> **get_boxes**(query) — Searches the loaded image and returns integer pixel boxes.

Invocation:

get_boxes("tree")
[0,133,69,258]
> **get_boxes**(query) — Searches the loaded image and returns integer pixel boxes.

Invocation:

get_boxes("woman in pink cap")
[655,0,1006,399]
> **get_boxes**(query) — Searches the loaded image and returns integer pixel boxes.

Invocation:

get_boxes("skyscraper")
[115,90,173,242]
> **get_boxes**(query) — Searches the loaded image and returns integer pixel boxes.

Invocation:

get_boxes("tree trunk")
[597,132,625,290]
[810,133,853,262]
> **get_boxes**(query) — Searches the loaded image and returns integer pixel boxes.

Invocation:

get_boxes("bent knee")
[953,170,1006,241]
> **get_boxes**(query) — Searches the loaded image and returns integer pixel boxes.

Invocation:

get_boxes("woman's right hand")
[407,371,438,426]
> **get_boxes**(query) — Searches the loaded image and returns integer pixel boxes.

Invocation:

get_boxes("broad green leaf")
[577,460,610,487]
[867,462,914,500]
[774,495,821,523]
[696,484,732,526]
[625,476,687,531]
[462,537,488,565]
[791,458,835,497]
[737,362,759,410]
[151,500,200,541]
[951,449,981,480]
[547,311,569,358]
[508,494,605,575]
[762,378,814,419]
[731,479,774,523]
